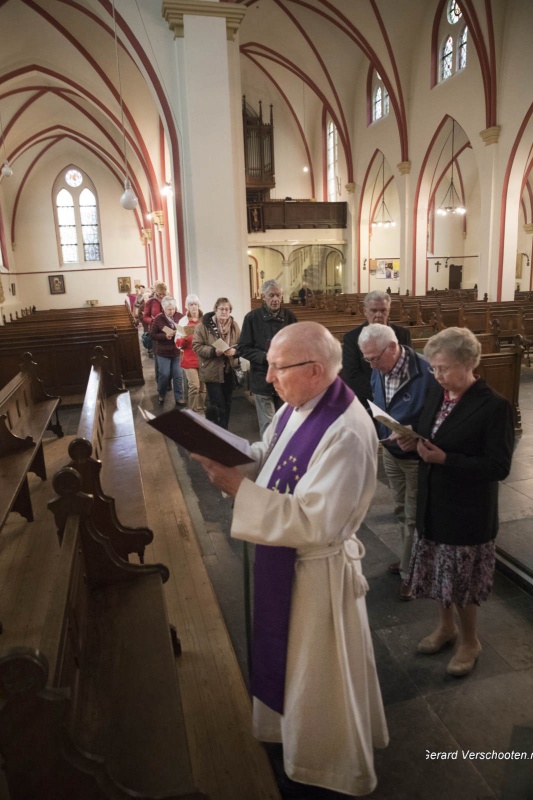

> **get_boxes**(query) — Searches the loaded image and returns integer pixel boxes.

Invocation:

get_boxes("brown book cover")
[140,407,255,466]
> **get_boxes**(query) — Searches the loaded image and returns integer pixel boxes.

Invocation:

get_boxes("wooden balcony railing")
[247,200,347,233]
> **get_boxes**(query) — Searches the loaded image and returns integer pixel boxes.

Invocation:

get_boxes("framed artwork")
[49,275,66,295]
[118,276,131,293]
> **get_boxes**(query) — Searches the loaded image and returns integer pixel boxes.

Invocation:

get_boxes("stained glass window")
[65,169,83,188]
[441,36,453,80]
[374,87,382,121]
[372,73,389,122]
[80,188,100,261]
[54,167,102,265]
[447,0,462,24]
[458,26,468,70]
[327,120,338,201]
[57,189,78,263]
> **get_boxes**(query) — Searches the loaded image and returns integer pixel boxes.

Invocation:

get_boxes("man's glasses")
[363,346,388,365]
[267,360,316,374]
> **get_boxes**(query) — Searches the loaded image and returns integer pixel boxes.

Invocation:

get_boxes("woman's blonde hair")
[424,327,481,369]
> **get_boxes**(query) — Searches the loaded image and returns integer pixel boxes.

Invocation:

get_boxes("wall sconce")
[161,181,173,197]
[363,259,367,270]
[140,228,153,245]
[146,210,164,231]
[521,252,530,267]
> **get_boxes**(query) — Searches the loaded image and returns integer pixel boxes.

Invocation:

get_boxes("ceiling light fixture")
[0,107,13,178]
[372,154,395,228]
[437,120,466,216]
[111,0,138,210]
[161,181,173,198]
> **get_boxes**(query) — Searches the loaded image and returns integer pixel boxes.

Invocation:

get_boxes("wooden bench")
[63,346,154,563]
[0,353,63,531]
[0,350,203,800]
[0,305,143,391]
[476,341,523,432]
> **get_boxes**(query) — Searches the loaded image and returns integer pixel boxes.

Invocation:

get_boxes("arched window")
[441,36,454,81]
[327,120,338,201]
[53,166,102,265]
[372,72,389,122]
[436,1,467,84]
[458,26,468,70]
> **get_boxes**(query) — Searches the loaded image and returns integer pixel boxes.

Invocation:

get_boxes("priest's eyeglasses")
[267,360,317,374]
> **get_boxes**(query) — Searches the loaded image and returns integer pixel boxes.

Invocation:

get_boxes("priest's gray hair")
[359,323,398,350]
[315,327,342,379]
[273,321,341,379]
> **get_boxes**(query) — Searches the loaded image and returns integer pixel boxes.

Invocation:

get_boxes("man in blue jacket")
[359,323,433,599]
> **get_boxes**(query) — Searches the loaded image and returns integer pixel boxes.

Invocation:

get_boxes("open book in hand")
[368,400,423,440]
[139,407,256,466]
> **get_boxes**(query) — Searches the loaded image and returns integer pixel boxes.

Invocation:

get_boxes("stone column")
[162,0,249,322]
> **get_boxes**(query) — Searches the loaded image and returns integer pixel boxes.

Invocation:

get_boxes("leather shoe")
[447,643,482,677]
[399,581,413,601]
[417,628,458,655]
[388,561,401,574]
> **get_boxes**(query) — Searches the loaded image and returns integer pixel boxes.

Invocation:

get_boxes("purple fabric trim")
[251,377,354,713]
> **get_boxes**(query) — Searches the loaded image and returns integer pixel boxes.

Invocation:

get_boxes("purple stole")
[251,377,355,714]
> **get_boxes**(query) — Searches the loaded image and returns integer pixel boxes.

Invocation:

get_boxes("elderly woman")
[150,296,185,407]
[192,297,240,429]
[406,327,514,677]
[176,294,206,415]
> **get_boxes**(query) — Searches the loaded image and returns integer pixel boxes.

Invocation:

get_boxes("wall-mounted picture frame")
[49,275,66,295]
[118,276,131,293]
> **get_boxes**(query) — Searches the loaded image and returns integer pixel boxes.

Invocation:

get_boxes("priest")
[193,321,388,798]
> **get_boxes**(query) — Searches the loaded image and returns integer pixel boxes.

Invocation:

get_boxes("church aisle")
[150,343,533,800]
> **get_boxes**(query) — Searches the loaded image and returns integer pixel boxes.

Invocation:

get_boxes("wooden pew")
[0,305,143,391]
[0,353,64,531]
[476,341,523,432]
[0,351,202,800]
[64,347,154,563]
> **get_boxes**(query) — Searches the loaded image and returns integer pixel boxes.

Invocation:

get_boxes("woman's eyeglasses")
[428,365,454,375]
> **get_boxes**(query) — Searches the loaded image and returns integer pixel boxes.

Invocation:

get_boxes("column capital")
[524,223,533,234]
[162,0,246,41]
[345,182,356,193]
[397,161,411,175]
[479,125,501,146]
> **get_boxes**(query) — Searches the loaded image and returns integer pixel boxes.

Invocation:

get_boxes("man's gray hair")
[262,279,282,295]
[364,290,391,307]
[359,323,398,350]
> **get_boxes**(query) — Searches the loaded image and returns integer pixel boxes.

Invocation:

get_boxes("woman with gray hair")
[406,327,514,677]
[150,296,185,407]
[176,294,206,414]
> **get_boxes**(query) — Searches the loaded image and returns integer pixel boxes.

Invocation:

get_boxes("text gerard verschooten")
[426,750,533,760]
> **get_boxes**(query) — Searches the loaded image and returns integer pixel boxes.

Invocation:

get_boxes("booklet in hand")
[139,406,256,466]
[368,400,423,439]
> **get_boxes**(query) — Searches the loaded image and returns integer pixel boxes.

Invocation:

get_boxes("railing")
[247,200,347,232]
